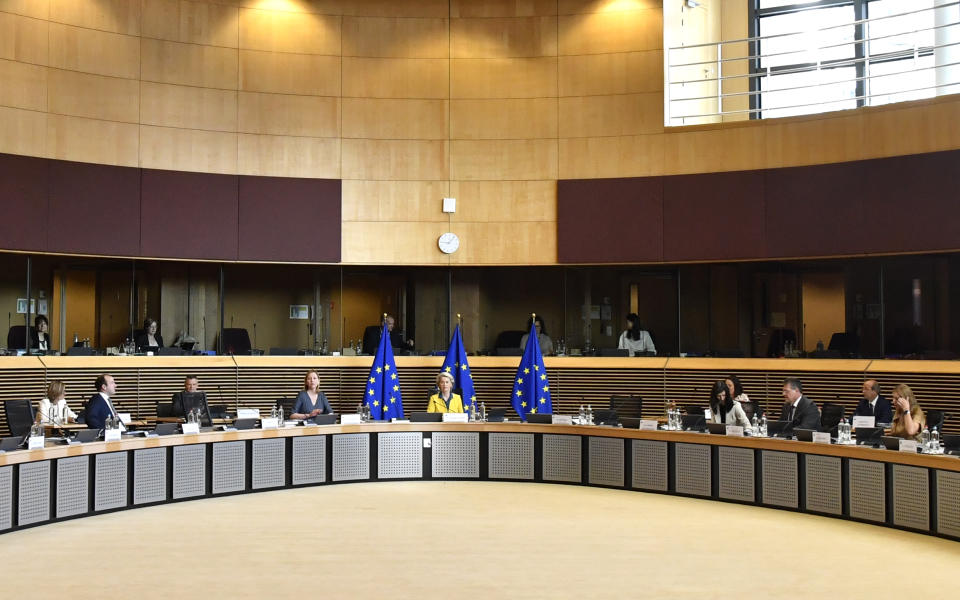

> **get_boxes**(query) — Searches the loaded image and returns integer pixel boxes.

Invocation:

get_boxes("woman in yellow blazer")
[427,371,464,413]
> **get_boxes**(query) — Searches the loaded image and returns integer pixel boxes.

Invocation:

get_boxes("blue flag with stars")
[365,322,404,420]
[511,320,552,420]
[440,324,476,412]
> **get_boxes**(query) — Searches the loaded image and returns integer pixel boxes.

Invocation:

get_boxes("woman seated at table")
[889,383,925,442]
[36,380,78,424]
[134,317,164,351]
[290,370,332,419]
[708,380,751,428]
[427,371,463,413]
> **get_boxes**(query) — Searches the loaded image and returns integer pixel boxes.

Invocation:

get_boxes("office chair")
[4,399,36,437]
[220,328,252,355]
[820,402,845,432]
[609,395,642,419]
[6,325,27,349]
[926,409,947,432]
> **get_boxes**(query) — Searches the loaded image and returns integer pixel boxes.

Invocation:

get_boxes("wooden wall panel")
[451,221,557,265]
[341,222,449,264]
[342,98,448,140]
[238,8,340,55]
[48,23,139,79]
[139,125,238,174]
[451,16,558,58]
[663,126,766,175]
[448,180,557,222]
[558,8,662,55]
[450,57,557,98]
[341,16,449,58]
[140,81,238,131]
[451,0,558,18]
[140,0,240,47]
[0,58,46,111]
[237,134,340,179]
[49,0,140,35]
[341,139,448,181]
[46,115,138,166]
[341,180,451,222]
[764,113,866,169]
[0,0,49,19]
[559,93,662,137]
[558,51,662,96]
[0,11,49,65]
[141,38,238,89]
[450,139,558,180]
[450,98,557,139]
[0,106,46,157]
[47,69,139,123]
[239,49,339,95]
[559,0,662,14]
[342,57,448,98]
[558,134,665,179]
[332,0,449,18]
[862,100,960,159]
[237,92,339,137]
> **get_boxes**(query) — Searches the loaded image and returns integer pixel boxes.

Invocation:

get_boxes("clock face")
[438,232,460,254]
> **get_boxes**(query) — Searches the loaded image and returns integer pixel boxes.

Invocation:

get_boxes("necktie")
[789,406,796,422]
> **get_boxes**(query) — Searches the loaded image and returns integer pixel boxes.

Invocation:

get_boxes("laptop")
[233,418,258,430]
[525,413,552,424]
[207,404,228,419]
[152,423,180,436]
[794,428,817,442]
[619,417,642,429]
[942,434,960,455]
[680,414,706,432]
[706,422,727,435]
[0,435,25,451]
[410,412,442,423]
[72,429,102,443]
[766,421,790,438]
[593,409,619,426]
[306,413,336,425]
[881,435,908,451]
[486,409,507,423]
[855,426,884,446]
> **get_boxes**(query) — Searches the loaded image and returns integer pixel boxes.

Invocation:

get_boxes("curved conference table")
[2,421,958,541]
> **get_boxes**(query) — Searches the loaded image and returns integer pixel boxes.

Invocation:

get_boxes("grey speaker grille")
[718,446,754,502]
[588,436,624,487]
[56,455,89,518]
[432,432,479,478]
[252,438,286,490]
[849,459,886,522]
[333,433,370,482]
[134,447,167,505]
[172,444,206,499]
[936,470,960,538]
[0,466,11,530]
[632,439,668,491]
[292,435,326,485]
[18,460,50,526]
[95,452,128,511]
[892,464,929,531]
[543,434,581,483]
[378,432,423,479]
[805,454,842,515]
[675,443,711,497]
[489,433,534,480]
[212,441,246,494]
[761,450,798,508]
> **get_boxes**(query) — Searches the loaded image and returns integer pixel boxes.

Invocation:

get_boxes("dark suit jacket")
[84,393,114,429]
[361,326,410,356]
[29,330,50,351]
[853,395,893,424]
[780,395,820,431]
[135,333,164,351]
[292,390,332,416]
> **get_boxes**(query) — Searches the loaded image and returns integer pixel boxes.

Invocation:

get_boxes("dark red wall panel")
[48,160,140,256]
[0,153,48,252]
[557,177,663,263]
[861,151,960,254]
[662,171,765,262]
[238,176,340,262]
[140,169,238,261]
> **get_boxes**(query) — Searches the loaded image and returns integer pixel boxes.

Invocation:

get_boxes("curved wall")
[1,0,959,265]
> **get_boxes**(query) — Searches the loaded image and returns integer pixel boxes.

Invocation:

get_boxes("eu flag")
[365,322,404,420]
[440,324,476,412]
[511,320,552,420]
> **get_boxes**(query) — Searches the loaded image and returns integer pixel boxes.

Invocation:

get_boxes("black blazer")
[29,329,50,351]
[135,332,164,351]
[780,395,820,431]
[854,395,893,424]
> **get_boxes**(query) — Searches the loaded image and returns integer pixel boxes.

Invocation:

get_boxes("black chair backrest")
[6,325,27,349]
[599,348,628,357]
[156,402,176,418]
[828,332,860,357]
[593,409,618,425]
[4,399,35,437]
[269,347,298,356]
[276,397,296,415]
[495,347,523,356]
[66,346,95,356]
[220,328,252,355]
[683,405,704,416]
[820,402,845,431]
[494,330,525,350]
[609,395,642,419]
[926,409,947,432]
[740,401,758,422]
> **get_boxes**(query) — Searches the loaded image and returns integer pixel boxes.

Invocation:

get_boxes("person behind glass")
[135,318,163,352]
[854,379,893,425]
[519,315,554,355]
[779,377,819,432]
[36,380,78,424]
[290,370,332,420]
[617,313,656,356]
[30,315,51,352]
[889,383,925,442]
[708,380,751,428]
[427,371,463,413]
[362,314,415,355]
[84,373,124,431]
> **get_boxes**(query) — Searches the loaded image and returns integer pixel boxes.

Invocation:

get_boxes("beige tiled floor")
[3,481,959,598]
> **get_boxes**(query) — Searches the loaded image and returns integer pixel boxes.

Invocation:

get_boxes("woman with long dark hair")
[617,313,656,356]
[708,380,751,427]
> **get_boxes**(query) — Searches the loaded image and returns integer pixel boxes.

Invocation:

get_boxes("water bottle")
[586,404,593,425]
[921,426,930,451]
[469,402,476,422]
[760,414,768,437]
[480,402,487,422]
[277,404,284,424]
[751,412,758,434]
[579,404,585,424]
[931,427,940,454]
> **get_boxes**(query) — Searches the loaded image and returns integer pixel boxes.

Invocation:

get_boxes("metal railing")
[666,2,960,125]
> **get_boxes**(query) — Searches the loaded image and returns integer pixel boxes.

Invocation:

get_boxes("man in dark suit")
[361,314,414,356]
[853,379,893,424]
[84,373,124,431]
[780,377,820,432]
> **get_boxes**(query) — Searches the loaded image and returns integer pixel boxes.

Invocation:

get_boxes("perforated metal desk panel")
[2,423,960,541]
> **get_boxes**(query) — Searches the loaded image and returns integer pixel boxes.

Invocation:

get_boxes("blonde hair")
[303,370,320,390]
[891,383,919,415]
[436,372,455,387]
[46,380,65,401]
